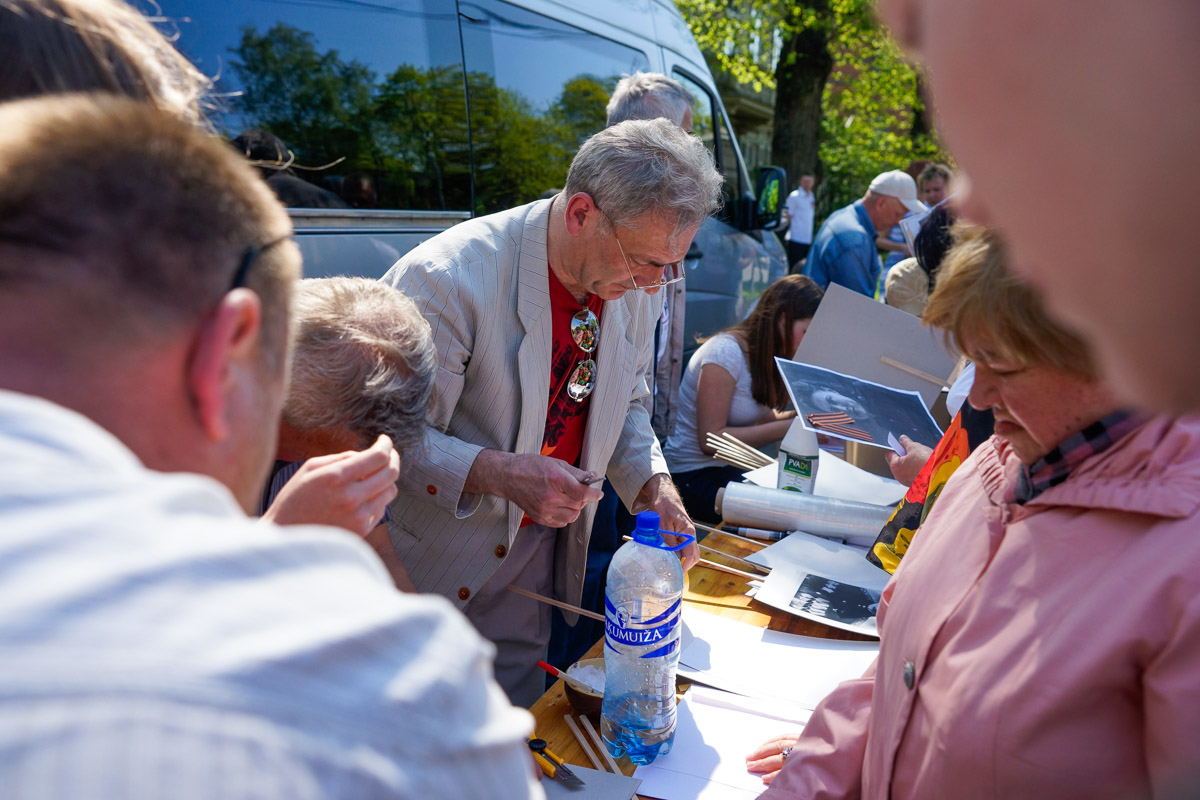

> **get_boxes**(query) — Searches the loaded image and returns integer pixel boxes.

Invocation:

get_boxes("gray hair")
[285,277,435,459]
[564,118,722,244]
[606,72,692,128]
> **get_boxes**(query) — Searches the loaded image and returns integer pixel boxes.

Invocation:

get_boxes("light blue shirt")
[803,199,881,297]
[0,390,542,800]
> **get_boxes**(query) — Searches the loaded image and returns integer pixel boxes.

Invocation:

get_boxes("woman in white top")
[663,275,823,523]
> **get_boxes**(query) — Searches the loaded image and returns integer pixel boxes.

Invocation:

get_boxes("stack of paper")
[634,687,809,800]
[740,448,904,507]
[746,531,891,637]
[677,607,877,709]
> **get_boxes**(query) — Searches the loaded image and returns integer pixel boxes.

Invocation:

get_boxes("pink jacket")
[763,416,1200,800]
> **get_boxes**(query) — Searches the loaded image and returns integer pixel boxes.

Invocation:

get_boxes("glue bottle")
[777,417,819,493]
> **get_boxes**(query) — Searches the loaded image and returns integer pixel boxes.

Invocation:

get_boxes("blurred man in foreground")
[0,95,540,799]
[875,0,1200,412]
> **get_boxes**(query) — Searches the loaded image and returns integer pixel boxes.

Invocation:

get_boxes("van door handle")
[686,240,704,261]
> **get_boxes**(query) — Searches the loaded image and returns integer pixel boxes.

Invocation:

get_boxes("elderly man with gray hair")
[261,277,435,592]
[382,117,720,705]
[606,71,694,132]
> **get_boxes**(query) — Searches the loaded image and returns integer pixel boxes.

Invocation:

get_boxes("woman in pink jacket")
[747,224,1200,800]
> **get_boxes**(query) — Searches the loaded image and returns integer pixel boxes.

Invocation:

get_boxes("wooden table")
[528,529,874,782]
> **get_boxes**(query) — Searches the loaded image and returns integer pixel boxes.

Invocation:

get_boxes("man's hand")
[261,434,400,536]
[884,435,933,487]
[633,473,698,572]
[745,733,800,785]
[464,450,604,528]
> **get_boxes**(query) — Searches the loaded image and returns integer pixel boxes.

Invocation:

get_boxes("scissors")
[528,736,585,790]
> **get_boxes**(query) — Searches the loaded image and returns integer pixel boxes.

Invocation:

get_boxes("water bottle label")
[604,597,680,656]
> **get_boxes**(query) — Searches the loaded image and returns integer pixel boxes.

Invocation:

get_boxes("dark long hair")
[709,274,823,409]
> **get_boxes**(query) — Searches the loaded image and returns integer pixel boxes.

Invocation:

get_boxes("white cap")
[868,170,926,213]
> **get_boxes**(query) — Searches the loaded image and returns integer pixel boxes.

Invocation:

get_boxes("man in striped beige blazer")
[383,118,721,705]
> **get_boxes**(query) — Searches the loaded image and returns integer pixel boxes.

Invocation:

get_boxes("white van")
[157,0,786,372]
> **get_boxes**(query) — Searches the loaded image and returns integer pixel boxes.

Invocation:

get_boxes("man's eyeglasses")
[566,308,599,402]
[229,235,291,292]
[597,208,686,292]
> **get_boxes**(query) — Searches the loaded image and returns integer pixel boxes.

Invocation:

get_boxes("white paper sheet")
[740,448,904,507]
[677,607,878,709]
[749,532,891,637]
[634,687,809,800]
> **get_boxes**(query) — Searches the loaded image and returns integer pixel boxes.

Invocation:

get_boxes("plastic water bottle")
[601,511,690,765]
[778,417,819,493]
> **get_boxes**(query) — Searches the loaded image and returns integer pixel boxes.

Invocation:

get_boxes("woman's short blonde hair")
[923,223,1098,377]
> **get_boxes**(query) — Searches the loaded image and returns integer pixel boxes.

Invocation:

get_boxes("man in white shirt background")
[782,171,816,272]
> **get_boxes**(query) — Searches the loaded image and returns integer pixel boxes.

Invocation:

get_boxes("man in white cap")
[803,170,925,298]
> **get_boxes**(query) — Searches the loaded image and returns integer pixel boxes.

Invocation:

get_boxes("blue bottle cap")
[632,511,662,545]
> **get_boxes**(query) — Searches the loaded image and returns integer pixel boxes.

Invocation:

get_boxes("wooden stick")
[717,433,774,466]
[707,442,770,470]
[563,714,605,772]
[880,355,948,388]
[711,447,764,470]
[699,558,764,581]
[580,714,622,775]
[711,452,761,472]
[506,585,605,622]
[692,521,768,549]
[621,536,766,582]
[698,544,770,575]
[707,432,772,467]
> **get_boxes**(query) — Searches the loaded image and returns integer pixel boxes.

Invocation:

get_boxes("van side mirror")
[754,166,786,231]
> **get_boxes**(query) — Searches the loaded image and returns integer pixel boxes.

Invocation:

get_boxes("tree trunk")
[771,17,833,191]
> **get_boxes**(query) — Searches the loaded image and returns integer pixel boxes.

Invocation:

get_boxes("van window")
[459,0,649,214]
[673,70,740,219]
[153,0,471,211]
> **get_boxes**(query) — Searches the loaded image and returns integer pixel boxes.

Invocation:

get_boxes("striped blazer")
[381,199,667,613]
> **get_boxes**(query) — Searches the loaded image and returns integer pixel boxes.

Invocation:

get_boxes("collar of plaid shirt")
[1014,409,1144,504]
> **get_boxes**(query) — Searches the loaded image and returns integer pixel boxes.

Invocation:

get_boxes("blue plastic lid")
[632,511,662,545]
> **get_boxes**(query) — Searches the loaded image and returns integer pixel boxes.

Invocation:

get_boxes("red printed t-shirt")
[520,267,603,527]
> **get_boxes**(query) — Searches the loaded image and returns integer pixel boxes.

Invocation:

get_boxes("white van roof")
[514,0,707,68]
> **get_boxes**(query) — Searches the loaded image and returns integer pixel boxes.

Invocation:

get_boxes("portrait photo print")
[775,357,943,449]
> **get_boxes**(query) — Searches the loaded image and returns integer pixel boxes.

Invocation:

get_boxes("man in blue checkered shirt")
[804,170,926,298]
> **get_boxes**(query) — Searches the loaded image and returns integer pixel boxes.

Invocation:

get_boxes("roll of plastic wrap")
[715,482,893,547]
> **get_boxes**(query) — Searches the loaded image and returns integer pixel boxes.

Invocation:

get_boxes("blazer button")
[457,587,470,601]
[494,544,507,558]
[903,660,916,690]
[426,485,437,495]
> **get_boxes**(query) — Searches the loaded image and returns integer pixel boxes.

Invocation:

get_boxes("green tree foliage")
[675,0,950,217]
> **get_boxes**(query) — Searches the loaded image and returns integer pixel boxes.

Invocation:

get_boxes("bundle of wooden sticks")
[705,431,774,471]
[806,412,873,442]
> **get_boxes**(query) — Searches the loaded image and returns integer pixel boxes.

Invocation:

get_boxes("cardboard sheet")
[792,282,956,408]
[542,764,641,800]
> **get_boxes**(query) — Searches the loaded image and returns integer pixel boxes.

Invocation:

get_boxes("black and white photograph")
[788,575,881,633]
[775,357,943,449]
